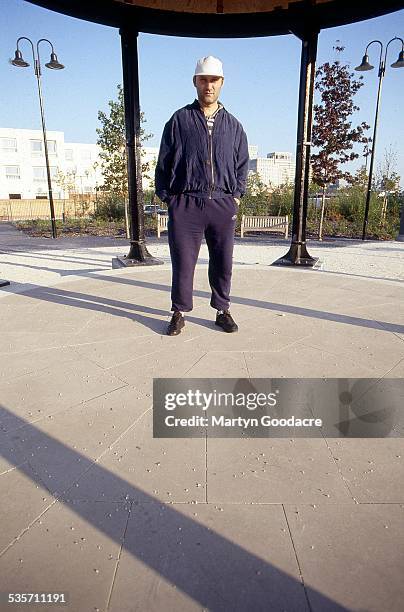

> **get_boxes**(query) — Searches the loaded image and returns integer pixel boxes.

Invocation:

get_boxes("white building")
[248,145,258,160]
[0,128,161,199]
[141,146,159,191]
[0,128,105,200]
[249,150,295,189]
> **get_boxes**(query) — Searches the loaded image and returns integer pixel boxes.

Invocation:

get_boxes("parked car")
[143,204,167,215]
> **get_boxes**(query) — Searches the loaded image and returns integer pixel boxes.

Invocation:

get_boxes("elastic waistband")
[180,190,231,198]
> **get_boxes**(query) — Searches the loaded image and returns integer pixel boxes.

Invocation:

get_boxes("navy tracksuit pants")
[167,194,238,312]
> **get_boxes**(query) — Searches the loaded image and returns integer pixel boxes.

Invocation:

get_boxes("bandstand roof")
[26,0,404,37]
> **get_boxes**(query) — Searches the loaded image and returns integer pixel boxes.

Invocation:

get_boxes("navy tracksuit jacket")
[155,98,249,312]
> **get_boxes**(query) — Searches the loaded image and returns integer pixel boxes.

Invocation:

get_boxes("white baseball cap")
[194,55,224,77]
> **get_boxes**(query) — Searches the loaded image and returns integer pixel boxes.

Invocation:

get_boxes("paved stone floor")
[0,227,404,611]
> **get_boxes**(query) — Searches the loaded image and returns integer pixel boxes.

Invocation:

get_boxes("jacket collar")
[191,98,225,113]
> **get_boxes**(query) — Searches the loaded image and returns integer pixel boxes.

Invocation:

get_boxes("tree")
[54,169,76,199]
[269,182,294,217]
[350,165,369,190]
[375,146,401,223]
[96,84,153,233]
[311,45,371,239]
[241,172,271,216]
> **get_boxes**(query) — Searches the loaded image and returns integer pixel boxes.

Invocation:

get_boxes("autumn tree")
[311,46,371,239]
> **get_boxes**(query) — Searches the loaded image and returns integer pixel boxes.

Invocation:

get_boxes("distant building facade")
[249,150,295,189]
[0,128,105,199]
[248,145,258,160]
[0,128,159,200]
[141,146,159,191]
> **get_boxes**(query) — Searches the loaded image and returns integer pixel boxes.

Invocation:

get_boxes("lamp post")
[10,37,65,239]
[355,37,404,241]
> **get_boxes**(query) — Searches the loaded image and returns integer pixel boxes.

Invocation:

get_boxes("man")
[155,55,249,336]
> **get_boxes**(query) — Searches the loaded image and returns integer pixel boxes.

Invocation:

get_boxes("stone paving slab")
[0,459,53,554]
[285,503,404,612]
[61,409,206,505]
[0,249,404,611]
[108,503,308,612]
[6,386,149,498]
[0,359,127,434]
[0,346,81,385]
[206,438,352,504]
[0,500,129,612]
[326,439,404,503]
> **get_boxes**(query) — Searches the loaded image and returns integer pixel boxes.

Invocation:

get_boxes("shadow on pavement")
[2,274,401,336]
[0,405,351,611]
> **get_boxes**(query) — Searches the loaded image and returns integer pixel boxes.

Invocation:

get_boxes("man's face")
[193,75,224,105]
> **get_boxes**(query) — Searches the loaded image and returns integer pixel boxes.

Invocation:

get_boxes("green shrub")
[92,193,126,221]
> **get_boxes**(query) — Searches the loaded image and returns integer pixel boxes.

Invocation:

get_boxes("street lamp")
[10,37,65,239]
[355,37,404,241]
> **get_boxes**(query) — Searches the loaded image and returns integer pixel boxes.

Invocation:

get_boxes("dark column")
[117,28,163,267]
[272,28,319,267]
[397,201,404,242]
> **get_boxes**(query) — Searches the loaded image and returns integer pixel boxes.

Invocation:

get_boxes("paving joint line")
[281,504,313,612]
[183,352,208,376]
[322,439,360,504]
[106,500,132,611]
[0,383,129,436]
[376,319,404,344]
[59,406,152,500]
[0,457,63,557]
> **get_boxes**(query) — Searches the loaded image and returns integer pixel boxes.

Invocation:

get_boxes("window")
[31,139,57,154]
[33,166,57,181]
[33,167,46,181]
[9,193,21,199]
[5,166,20,179]
[0,137,17,152]
[30,139,43,155]
[65,149,74,161]
[47,140,57,154]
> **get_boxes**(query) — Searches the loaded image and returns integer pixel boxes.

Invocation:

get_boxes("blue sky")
[2,0,404,185]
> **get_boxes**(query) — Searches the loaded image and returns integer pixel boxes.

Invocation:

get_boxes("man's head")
[193,55,224,106]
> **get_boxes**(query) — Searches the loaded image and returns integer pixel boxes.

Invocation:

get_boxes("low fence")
[0,199,97,222]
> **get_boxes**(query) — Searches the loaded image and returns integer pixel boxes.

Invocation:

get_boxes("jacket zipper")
[208,120,215,199]
[199,102,218,200]
[209,128,214,199]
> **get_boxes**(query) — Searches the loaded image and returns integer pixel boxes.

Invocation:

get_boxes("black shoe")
[166,311,185,336]
[215,310,238,333]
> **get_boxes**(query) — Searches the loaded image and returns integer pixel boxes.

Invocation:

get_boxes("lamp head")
[391,49,404,69]
[10,49,29,68]
[45,52,64,70]
[355,54,374,72]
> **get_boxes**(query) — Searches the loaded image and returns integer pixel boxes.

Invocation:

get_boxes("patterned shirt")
[202,101,223,135]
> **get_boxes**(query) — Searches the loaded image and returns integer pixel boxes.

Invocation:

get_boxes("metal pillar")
[116,28,163,267]
[35,57,58,239]
[397,201,404,242]
[272,28,319,267]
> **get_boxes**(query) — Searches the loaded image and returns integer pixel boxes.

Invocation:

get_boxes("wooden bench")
[157,213,168,238]
[240,215,289,238]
